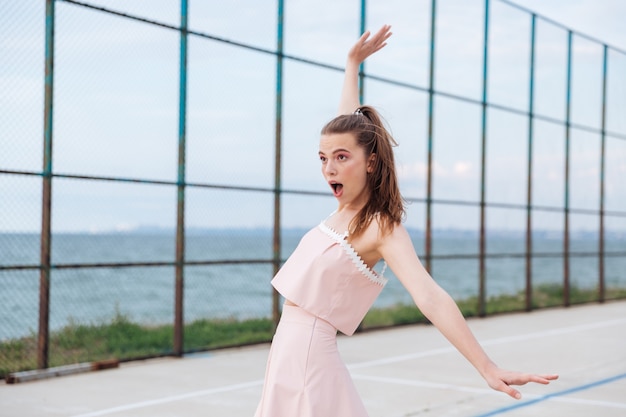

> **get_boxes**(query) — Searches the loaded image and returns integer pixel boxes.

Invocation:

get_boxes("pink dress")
[254,220,387,417]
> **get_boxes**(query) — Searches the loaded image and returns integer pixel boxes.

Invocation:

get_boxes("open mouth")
[330,182,343,197]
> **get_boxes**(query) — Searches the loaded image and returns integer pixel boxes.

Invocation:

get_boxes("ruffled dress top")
[271,220,387,335]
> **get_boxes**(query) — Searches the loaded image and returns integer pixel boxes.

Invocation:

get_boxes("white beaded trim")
[318,222,388,286]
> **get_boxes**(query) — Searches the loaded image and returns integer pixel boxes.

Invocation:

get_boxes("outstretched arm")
[338,25,392,115]
[379,225,559,399]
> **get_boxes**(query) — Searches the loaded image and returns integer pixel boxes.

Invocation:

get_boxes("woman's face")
[319,132,372,207]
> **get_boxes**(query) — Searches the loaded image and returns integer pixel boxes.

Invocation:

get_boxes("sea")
[1,228,625,340]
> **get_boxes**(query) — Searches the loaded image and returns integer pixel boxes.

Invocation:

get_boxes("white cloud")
[453,161,472,176]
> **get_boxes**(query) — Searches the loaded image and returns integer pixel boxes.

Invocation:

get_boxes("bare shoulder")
[380,219,409,241]
[363,216,398,245]
[377,221,416,254]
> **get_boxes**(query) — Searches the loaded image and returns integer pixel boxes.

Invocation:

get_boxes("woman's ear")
[367,153,377,173]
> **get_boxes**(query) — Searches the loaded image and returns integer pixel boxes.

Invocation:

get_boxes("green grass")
[0,310,274,379]
[2,284,625,379]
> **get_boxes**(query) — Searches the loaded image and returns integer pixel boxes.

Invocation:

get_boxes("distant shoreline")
[2,227,625,239]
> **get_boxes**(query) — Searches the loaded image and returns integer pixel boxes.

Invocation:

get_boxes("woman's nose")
[324,161,336,175]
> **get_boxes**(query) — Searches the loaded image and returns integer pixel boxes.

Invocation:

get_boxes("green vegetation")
[2,284,625,379]
[0,310,274,379]
[362,284,626,329]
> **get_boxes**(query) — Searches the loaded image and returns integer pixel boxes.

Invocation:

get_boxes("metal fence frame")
[1,0,626,372]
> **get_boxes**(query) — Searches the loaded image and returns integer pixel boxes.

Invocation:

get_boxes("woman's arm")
[378,224,558,399]
[338,25,392,115]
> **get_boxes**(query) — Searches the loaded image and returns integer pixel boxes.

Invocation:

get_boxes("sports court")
[2,300,625,417]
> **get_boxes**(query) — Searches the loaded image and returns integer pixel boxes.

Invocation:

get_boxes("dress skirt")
[254,304,368,417]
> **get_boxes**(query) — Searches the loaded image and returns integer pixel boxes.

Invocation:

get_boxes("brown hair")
[321,105,406,238]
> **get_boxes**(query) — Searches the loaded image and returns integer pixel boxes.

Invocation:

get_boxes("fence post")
[358,0,366,102]
[425,0,437,275]
[563,31,573,307]
[174,0,189,356]
[272,0,285,327]
[598,44,608,303]
[38,0,56,370]
[525,14,537,312]
[478,0,490,317]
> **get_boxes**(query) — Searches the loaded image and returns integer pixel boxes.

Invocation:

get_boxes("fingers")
[370,24,392,45]
[513,372,559,386]
[488,370,558,400]
[349,25,392,63]
[505,385,522,400]
[362,25,392,48]
[493,380,522,400]
[527,373,559,385]
[357,30,371,44]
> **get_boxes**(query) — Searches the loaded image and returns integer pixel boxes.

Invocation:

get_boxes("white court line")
[351,374,626,410]
[70,380,263,417]
[69,315,626,417]
[352,373,494,395]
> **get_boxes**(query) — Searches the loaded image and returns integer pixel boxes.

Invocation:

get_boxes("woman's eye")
[319,156,327,163]
[337,154,347,161]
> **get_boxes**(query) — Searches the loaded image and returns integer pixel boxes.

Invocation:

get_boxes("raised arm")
[378,225,558,399]
[338,25,392,115]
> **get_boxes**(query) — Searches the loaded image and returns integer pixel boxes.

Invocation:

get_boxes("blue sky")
[1,0,625,233]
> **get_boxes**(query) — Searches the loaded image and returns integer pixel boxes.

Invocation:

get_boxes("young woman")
[254,25,558,417]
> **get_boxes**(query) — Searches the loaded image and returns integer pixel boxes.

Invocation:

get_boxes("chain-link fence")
[1,0,625,379]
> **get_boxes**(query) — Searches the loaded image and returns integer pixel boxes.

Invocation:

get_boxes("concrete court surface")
[1,300,625,417]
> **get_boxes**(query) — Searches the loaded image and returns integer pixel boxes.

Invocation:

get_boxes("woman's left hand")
[347,24,393,66]
[483,363,559,399]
